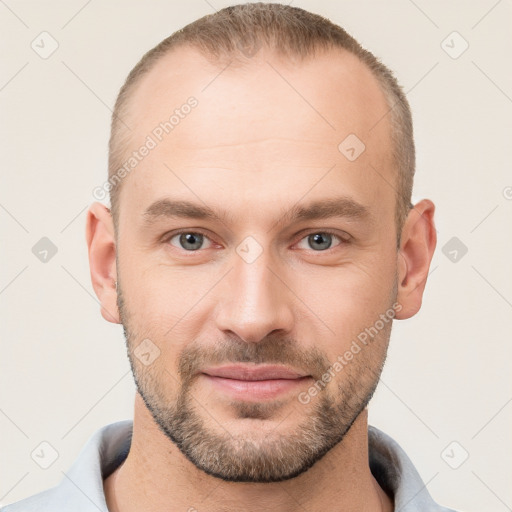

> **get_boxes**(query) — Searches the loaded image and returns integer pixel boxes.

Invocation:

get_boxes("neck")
[104,394,393,512]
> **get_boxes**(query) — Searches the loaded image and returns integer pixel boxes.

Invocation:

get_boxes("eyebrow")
[142,196,372,227]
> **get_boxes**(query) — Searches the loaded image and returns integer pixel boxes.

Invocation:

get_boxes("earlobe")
[395,199,437,320]
[85,202,120,324]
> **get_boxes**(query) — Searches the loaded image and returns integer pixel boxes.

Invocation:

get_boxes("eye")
[168,231,214,251]
[295,231,347,252]
[164,229,349,254]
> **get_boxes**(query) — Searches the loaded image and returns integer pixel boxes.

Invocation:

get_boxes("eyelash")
[163,229,350,254]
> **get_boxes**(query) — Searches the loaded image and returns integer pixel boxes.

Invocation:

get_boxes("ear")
[85,202,120,324]
[395,199,437,320]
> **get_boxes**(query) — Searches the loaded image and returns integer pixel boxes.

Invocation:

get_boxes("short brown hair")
[108,2,414,240]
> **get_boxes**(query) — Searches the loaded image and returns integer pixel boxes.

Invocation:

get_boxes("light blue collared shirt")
[1,421,458,511]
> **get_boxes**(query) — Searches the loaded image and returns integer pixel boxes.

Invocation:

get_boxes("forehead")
[117,45,395,227]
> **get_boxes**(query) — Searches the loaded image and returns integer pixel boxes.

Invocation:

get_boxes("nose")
[214,245,295,344]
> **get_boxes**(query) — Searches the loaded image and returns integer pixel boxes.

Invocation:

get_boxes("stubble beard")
[117,283,393,483]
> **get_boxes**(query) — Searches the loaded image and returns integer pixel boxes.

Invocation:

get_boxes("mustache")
[177,334,330,383]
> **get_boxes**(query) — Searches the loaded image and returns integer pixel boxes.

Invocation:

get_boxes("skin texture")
[86,45,436,512]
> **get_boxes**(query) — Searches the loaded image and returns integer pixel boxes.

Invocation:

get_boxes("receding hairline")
[119,41,388,142]
[111,43,395,233]
[108,3,415,242]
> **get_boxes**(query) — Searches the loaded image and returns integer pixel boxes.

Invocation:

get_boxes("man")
[2,3,457,511]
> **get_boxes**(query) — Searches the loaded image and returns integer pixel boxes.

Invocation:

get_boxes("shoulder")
[1,487,56,512]
[1,420,132,512]
[368,425,462,512]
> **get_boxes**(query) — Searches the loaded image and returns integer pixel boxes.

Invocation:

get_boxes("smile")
[201,364,311,401]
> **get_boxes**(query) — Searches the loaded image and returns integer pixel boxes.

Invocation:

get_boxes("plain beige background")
[1,0,511,510]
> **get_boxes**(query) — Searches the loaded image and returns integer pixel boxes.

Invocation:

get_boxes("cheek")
[119,273,212,380]
[132,353,182,405]
[297,259,396,357]
[119,250,200,332]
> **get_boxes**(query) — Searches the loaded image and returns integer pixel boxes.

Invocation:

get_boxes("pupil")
[181,233,202,250]
[310,233,331,251]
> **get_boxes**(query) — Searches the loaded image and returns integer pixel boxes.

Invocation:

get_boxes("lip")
[201,364,311,401]
[202,364,308,380]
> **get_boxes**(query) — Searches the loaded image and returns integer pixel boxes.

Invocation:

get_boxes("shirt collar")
[2,420,454,511]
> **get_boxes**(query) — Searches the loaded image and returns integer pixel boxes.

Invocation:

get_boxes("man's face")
[115,46,399,482]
